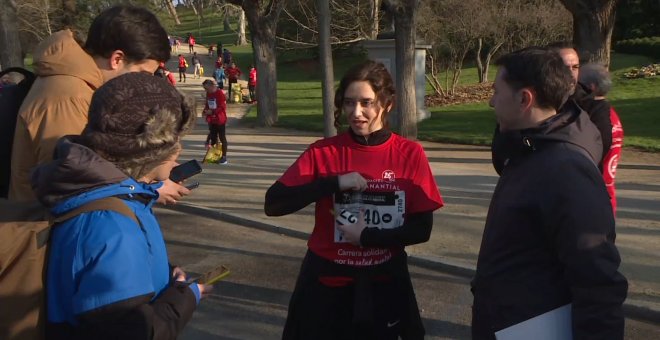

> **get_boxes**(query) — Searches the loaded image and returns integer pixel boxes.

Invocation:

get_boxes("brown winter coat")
[9,30,104,201]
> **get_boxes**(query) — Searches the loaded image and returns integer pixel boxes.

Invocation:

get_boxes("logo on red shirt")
[382,170,395,182]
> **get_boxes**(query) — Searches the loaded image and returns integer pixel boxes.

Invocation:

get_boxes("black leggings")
[207,124,227,157]
[178,67,186,81]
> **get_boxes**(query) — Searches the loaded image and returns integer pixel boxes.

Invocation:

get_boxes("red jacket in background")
[204,89,227,125]
[603,107,624,215]
[226,66,242,81]
[249,68,257,86]
[166,72,176,86]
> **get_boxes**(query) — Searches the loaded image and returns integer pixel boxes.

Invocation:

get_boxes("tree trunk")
[196,0,204,21]
[189,0,198,15]
[476,38,484,83]
[237,9,248,45]
[370,0,381,39]
[388,0,418,138]
[223,7,231,32]
[482,42,503,83]
[317,0,336,137]
[164,0,181,25]
[231,0,286,127]
[559,0,619,67]
[0,0,23,69]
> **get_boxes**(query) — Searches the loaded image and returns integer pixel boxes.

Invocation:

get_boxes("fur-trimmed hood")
[80,72,196,179]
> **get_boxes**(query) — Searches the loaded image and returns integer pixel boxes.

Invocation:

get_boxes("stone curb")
[164,201,660,325]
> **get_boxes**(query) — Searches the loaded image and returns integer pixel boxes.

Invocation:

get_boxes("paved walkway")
[168,46,660,324]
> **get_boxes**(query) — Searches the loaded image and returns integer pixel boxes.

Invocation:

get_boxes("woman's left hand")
[337,210,366,246]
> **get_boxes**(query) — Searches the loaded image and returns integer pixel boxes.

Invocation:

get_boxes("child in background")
[248,65,257,103]
[202,79,229,164]
[214,66,226,89]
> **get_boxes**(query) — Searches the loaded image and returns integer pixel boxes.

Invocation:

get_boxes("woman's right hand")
[338,172,367,192]
[197,283,214,299]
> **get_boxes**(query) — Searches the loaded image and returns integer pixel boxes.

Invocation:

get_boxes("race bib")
[333,190,405,243]
[207,98,217,110]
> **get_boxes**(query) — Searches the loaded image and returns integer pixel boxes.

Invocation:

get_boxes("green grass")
[419,103,495,145]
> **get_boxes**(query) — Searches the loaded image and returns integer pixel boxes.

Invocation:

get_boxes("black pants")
[282,251,424,340]
[248,84,256,102]
[178,67,186,81]
[207,124,227,157]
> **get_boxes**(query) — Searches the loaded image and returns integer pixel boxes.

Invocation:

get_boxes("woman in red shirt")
[265,60,444,339]
[202,79,228,164]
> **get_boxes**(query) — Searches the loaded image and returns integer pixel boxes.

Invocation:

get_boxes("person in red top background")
[579,63,624,215]
[248,64,257,103]
[177,54,187,82]
[265,60,443,339]
[202,79,228,164]
[187,33,195,53]
[225,62,242,103]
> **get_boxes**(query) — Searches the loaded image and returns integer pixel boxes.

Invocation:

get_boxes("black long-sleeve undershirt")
[264,179,434,248]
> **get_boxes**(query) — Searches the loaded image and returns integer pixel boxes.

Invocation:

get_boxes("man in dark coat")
[472,47,628,340]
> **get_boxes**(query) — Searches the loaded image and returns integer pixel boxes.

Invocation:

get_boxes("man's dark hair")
[85,5,170,63]
[495,47,574,111]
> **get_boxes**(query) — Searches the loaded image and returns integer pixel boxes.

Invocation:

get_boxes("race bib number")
[207,98,217,110]
[333,191,405,243]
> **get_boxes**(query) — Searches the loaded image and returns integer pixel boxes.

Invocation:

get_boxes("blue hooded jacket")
[31,137,200,333]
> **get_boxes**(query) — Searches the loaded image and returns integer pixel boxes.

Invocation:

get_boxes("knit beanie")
[81,72,195,179]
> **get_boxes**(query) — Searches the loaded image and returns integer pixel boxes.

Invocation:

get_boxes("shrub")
[615,37,660,60]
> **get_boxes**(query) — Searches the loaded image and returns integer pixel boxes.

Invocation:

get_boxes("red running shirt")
[603,107,624,215]
[204,90,227,125]
[278,132,444,266]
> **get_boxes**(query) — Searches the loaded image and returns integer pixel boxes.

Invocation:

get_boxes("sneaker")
[219,156,228,164]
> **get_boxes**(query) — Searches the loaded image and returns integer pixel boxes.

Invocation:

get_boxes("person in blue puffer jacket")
[31,72,212,340]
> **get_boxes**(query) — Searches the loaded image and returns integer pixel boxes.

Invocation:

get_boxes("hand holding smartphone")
[170,159,202,183]
[189,265,231,285]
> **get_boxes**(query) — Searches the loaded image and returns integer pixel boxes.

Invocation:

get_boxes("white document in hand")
[495,303,572,340]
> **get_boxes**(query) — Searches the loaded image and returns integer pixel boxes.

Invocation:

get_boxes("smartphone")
[170,159,202,182]
[191,265,231,285]
[184,181,200,190]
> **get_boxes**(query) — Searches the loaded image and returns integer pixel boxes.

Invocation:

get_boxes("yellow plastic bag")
[203,144,223,164]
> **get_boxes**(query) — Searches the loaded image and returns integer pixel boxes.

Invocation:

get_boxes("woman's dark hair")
[84,5,170,63]
[333,60,396,130]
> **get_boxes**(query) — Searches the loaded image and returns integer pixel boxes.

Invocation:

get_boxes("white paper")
[495,304,572,340]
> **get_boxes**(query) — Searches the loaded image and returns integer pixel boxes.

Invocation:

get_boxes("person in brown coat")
[9,5,189,204]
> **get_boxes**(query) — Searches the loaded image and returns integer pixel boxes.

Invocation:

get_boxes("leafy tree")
[614,0,660,40]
